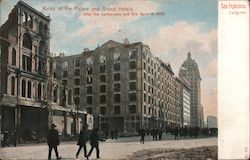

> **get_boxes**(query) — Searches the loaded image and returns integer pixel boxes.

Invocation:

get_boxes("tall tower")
[179,52,203,127]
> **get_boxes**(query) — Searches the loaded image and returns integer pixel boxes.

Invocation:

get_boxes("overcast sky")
[1,0,218,119]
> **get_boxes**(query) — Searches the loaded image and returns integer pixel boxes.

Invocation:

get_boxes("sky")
[1,0,218,119]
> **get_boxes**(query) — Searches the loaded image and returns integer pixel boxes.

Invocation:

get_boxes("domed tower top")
[179,52,201,80]
[187,51,191,60]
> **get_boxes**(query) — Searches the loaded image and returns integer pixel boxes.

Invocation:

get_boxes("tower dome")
[179,52,201,80]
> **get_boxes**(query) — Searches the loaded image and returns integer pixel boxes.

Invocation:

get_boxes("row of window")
[88,105,136,115]
[10,34,48,75]
[62,50,137,69]
[52,87,73,105]
[85,93,136,104]
[85,50,136,65]
[22,12,48,34]
[81,82,136,94]
[10,77,42,100]
[73,82,136,96]
[62,62,137,78]
[143,108,165,119]
[63,72,137,85]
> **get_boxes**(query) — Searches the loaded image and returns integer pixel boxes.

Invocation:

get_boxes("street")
[0,134,217,160]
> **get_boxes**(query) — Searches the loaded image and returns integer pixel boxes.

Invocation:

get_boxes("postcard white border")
[218,0,249,159]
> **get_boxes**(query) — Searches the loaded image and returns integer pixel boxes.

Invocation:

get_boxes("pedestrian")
[184,127,187,138]
[76,126,88,159]
[174,127,179,140]
[151,128,155,140]
[3,130,9,147]
[146,128,149,135]
[104,129,108,139]
[11,130,17,147]
[114,129,118,139]
[47,124,62,160]
[139,128,146,144]
[155,128,158,140]
[158,128,163,140]
[111,130,114,139]
[87,128,105,159]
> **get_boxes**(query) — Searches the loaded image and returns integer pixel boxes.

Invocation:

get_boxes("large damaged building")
[0,1,84,139]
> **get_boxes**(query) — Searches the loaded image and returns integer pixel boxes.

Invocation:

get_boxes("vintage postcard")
[0,0,248,159]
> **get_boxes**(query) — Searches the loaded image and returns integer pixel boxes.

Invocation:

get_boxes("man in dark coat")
[158,128,163,140]
[76,126,88,159]
[153,128,158,140]
[47,124,61,160]
[174,127,179,140]
[139,128,146,144]
[3,130,9,147]
[87,128,105,159]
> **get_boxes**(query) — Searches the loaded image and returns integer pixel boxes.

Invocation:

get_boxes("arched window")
[23,12,27,25]
[39,22,43,33]
[28,15,33,28]
[11,77,15,95]
[23,33,32,50]
[38,41,46,55]
[27,81,31,98]
[21,79,26,97]
[12,48,16,66]
[44,24,48,33]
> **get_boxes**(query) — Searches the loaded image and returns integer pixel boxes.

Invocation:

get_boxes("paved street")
[0,134,217,160]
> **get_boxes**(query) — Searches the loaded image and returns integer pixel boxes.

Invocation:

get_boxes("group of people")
[168,126,218,139]
[138,126,218,142]
[47,124,105,160]
[138,128,164,144]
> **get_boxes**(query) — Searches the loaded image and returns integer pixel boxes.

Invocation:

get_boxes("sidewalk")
[0,137,217,160]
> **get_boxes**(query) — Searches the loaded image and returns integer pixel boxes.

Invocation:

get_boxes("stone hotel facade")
[54,40,182,133]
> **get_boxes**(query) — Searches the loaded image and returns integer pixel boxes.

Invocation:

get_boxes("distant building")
[179,52,204,127]
[199,104,204,128]
[178,77,191,127]
[53,40,182,133]
[207,115,217,128]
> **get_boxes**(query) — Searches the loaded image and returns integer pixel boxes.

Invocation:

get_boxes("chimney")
[59,52,65,57]
[123,38,129,45]
[84,48,89,52]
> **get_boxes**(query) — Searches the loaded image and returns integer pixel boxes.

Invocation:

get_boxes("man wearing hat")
[47,124,62,160]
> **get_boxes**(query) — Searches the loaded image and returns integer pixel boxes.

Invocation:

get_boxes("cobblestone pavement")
[0,136,217,160]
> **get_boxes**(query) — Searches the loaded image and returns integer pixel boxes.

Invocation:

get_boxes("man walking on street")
[87,128,105,159]
[174,127,179,140]
[76,126,88,159]
[139,128,146,144]
[47,124,62,160]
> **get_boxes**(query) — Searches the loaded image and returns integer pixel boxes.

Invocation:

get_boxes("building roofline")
[17,1,51,21]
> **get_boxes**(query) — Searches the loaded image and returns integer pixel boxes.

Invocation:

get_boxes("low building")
[207,115,217,128]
